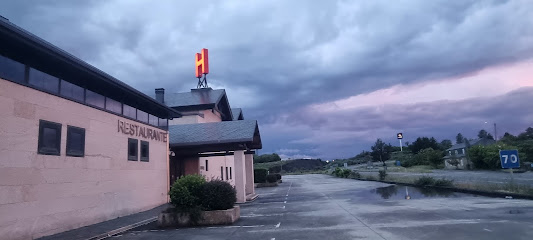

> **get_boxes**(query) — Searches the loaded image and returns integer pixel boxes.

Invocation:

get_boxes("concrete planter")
[255,182,278,188]
[158,206,240,228]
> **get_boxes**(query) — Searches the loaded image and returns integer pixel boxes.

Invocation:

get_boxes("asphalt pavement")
[116,174,533,240]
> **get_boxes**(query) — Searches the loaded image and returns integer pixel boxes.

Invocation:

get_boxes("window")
[137,109,148,123]
[226,167,229,180]
[60,80,84,102]
[158,118,168,128]
[105,97,122,114]
[38,120,61,155]
[123,104,136,119]
[230,167,232,179]
[205,160,209,171]
[221,166,224,180]
[455,150,458,155]
[86,89,105,108]
[66,126,85,157]
[140,140,149,162]
[149,114,158,126]
[0,54,25,83]
[128,138,138,161]
[29,68,59,93]
[462,148,465,154]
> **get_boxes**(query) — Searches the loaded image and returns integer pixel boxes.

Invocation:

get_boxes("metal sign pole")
[399,139,403,152]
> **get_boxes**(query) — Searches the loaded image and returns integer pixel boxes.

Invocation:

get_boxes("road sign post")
[397,133,403,152]
[500,149,520,185]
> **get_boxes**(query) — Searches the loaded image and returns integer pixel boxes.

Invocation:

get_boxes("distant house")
[444,138,496,169]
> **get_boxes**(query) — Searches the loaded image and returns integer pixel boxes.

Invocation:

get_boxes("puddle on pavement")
[371,185,476,200]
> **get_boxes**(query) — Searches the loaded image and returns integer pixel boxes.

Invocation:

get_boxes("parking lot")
[117,174,533,240]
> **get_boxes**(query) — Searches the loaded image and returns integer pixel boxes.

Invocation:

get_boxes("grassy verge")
[284,170,327,175]
[333,169,533,198]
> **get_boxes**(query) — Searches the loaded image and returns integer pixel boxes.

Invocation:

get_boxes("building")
[444,138,495,169]
[0,19,182,239]
[155,88,261,203]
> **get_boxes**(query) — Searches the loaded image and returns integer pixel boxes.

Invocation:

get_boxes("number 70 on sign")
[500,150,520,169]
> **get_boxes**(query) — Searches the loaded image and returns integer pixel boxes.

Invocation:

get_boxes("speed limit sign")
[500,150,520,169]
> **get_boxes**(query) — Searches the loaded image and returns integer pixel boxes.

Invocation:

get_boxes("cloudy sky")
[2,0,533,160]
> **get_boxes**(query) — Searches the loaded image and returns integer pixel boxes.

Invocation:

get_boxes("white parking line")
[284,201,287,203]
[275,222,281,228]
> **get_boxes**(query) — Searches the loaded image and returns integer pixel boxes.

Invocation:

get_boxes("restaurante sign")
[118,119,167,142]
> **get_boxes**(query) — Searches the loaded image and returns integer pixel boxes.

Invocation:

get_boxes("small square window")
[140,140,149,162]
[66,126,85,157]
[38,120,61,155]
[128,138,138,161]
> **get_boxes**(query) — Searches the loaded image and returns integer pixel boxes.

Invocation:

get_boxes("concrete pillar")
[245,154,255,195]
[234,150,247,203]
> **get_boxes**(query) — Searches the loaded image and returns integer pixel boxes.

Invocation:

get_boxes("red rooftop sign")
[195,48,209,78]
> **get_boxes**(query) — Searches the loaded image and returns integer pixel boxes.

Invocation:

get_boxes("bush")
[348,171,361,179]
[274,173,282,180]
[266,174,278,183]
[414,176,435,186]
[378,170,387,181]
[199,180,236,211]
[169,174,206,211]
[434,179,454,187]
[332,167,351,178]
[254,169,268,183]
[414,148,443,168]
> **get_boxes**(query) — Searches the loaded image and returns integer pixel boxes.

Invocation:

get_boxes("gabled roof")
[231,108,244,120]
[0,18,181,119]
[169,120,262,153]
[164,88,233,121]
[447,138,496,151]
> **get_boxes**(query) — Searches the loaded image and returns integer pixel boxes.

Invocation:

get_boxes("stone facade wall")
[0,79,169,240]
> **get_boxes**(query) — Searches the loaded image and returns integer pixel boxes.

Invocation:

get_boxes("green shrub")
[348,171,361,179]
[199,180,236,211]
[266,174,278,183]
[169,174,206,211]
[254,169,268,183]
[414,176,435,186]
[274,173,282,180]
[332,167,351,178]
[378,170,387,181]
[414,148,443,168]
[434,179,454,187]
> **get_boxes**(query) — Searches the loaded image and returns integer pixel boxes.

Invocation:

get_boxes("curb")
[84,217,157,240]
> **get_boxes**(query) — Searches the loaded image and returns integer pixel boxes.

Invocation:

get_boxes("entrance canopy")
[169,120,262,155]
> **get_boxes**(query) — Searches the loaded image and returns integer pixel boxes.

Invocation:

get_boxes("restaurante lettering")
[118,119,167,142]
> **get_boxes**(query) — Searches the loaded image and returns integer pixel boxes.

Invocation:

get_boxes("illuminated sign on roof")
[195,48,209,78]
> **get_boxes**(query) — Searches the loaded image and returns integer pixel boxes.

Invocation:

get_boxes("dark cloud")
[1,1,532,158]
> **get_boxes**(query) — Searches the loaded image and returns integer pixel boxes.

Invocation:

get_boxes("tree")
[414,148,443,168]
[255,153,281,163]
[370,139,392,166]
[517,127,533,140]
[408,137,440,154]
[478,129,488,139]
[500,132,517,144]
[487,133,494,140]
[439,139,453,150]
[456,133,464,144]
